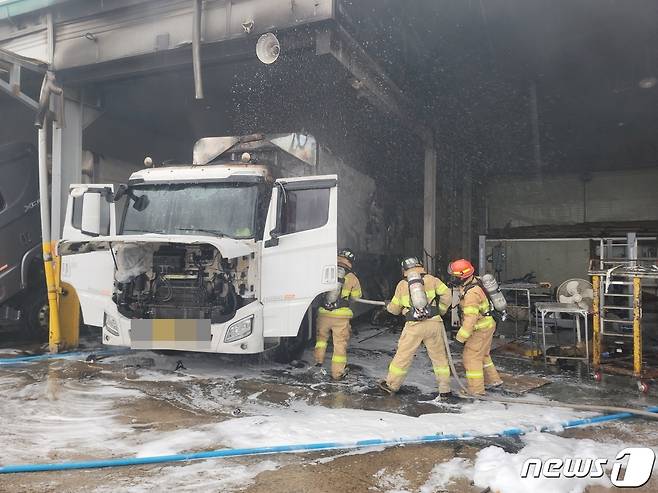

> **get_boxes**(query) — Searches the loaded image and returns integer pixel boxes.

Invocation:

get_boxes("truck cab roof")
[128,163,272,185]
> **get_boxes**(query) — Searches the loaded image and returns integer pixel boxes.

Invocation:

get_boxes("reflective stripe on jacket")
[318,272,362,318]
[456,280,495,342]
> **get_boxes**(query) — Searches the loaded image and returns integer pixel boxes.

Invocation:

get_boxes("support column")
[478,235,487,276]
[462,167,472,259]
[626,232,637,311]
[51,97,83,240]
[633,277,642,378]
[626,232,637,265]
[423,146,437,274]
[592,275,601,369]
[529,81,542,169]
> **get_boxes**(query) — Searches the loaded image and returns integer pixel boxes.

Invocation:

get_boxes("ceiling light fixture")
[638,77,657,89]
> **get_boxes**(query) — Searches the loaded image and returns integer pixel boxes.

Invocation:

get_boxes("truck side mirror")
[80,192,102,236]
[113,184,149,211]
[132,194,149,212]
[113,184,128,202]
[264,228,280,248]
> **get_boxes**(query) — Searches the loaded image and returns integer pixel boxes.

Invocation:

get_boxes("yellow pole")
[633,276,642,378]
[53,241,80,349]
[44,243,62,353]
[592,275,601,368]
[37,127,62,353]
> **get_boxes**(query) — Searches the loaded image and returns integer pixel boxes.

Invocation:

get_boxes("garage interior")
[1,0,658,490]
[4,0,658,260]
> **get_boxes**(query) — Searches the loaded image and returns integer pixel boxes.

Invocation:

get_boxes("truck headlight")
[224,316,253,343]
[104,312,120,336]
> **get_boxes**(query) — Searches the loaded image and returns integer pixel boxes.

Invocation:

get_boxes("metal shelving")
[589,257,658,392]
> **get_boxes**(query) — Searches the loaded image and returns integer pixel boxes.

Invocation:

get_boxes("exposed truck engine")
[112,243,255,323]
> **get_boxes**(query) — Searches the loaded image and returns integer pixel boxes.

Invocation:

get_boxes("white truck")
[58,134,339,361]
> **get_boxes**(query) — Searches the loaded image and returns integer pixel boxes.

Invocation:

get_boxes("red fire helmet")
[448,259,475,279]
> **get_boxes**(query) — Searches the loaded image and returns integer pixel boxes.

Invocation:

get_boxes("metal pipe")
[485,237,656,243]
[599,238,604,269]
[38,127,62,353]
[358,327,395,343]
[192,0,204,99]
[37,129,51,249]
[35,70,64,353]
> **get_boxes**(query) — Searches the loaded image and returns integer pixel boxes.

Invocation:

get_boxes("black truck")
[0,142,48,336]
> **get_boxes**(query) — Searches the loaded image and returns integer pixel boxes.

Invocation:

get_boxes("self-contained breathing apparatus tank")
[407,271,431,320]
[324,266,346,309]
[480,273,508,321]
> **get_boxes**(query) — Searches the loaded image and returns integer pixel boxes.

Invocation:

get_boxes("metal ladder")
[590,232,654,390]
[597,278,638,349]
[592,271,643,385]
[597,233,637,346]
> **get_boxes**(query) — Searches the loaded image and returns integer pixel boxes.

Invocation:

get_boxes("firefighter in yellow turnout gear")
[448,259,504,395]
[379,257,453,396]
[314,249,362,380]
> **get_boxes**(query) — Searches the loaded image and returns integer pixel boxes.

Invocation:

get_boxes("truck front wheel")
[21,289,49,340]
[271,313,312,364]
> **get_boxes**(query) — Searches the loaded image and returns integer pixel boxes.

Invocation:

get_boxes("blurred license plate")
[130,319,211,350]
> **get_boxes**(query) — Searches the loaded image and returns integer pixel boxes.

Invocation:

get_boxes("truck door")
[60,185,116,327]
[261,175,338,337]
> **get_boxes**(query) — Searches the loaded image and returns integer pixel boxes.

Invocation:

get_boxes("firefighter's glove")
[372,307,392,326]
[379,307,393,320]
[371,308,384,323]
[455,333,467,344]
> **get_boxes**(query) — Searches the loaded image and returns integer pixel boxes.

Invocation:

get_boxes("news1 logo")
[521,447,656,487]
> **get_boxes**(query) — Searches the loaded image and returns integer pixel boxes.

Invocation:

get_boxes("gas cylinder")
[481,273,507,313]
[407,271,429,310]
[325,266,346,306]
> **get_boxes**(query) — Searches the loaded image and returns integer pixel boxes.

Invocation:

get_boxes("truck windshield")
[121,182,261,239]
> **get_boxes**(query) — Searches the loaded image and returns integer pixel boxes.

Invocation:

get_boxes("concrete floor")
[1,320,657,492]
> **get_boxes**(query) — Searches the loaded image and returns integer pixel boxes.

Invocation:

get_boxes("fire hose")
[0,349,129,366]
[1,405,657,474]
[353,298,386,306]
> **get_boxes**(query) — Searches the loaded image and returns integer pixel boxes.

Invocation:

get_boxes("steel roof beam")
[316,25,433,147]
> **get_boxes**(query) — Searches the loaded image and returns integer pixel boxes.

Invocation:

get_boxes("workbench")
[533,302,590,366]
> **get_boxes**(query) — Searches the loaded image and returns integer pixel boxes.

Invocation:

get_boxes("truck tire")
[271,313,311,364]
[21,289,49,340]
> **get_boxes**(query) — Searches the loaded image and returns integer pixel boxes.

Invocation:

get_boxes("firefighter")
[314,248,362,380]
[448,258,504,395]
[379,257,453,396]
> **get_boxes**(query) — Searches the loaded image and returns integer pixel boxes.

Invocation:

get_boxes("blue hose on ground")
[2,406,657,474]
[0,349,128,365]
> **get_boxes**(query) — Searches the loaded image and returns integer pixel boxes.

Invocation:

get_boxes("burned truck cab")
[58,134,338,358]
